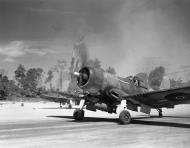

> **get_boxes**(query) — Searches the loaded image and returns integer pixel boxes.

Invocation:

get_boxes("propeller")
[74,67,90,87]
[71,36,90,88]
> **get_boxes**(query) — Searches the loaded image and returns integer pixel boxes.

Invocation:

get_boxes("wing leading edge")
[40,94,68,103]
[40,91,84,103]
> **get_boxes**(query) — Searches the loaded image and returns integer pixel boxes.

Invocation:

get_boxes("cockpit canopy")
[122,75,148,89]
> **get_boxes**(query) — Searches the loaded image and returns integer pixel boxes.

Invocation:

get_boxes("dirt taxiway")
[0,102,190,148]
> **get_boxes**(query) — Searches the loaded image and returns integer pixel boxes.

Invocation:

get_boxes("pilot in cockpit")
[129,76,140,86]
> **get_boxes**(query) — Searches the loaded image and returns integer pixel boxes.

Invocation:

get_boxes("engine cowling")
[76,67,104,93]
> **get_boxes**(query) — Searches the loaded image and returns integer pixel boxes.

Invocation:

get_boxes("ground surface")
[0,101,190,148]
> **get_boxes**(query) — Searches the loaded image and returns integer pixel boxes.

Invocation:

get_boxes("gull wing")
[124,86,190,108]
[40,91,84,103]
[57,92,84,101]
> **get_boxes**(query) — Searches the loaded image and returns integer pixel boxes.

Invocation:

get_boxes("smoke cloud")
[148,66,165,90]
[112,0,190,80]
[74,37,89,67]
[86,0,190,81]
[1,0,190,81]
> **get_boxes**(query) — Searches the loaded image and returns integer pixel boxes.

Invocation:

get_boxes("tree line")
[0,64,44,99]
[0,62,189,100]
[0,58,117,100]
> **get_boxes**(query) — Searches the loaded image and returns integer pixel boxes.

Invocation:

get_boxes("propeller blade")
[74,72,80,77]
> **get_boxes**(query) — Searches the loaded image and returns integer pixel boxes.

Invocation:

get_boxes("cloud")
[3,57,15,62]
[113,0,190,78]
[26,49,48,56]
[1,0,190,81]
[0,41,26,58]
[0,41,53,62]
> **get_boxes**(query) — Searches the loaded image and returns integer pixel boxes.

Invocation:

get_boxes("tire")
[119,110,131,124]
[159,112,163,118]
[68,104,72,109]
[158,109,163,118]
[73,109,84,121]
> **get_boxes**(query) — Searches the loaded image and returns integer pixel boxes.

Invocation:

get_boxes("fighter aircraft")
[44,66,190,124]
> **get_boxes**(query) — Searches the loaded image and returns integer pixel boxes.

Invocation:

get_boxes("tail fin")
[159,76,170,90]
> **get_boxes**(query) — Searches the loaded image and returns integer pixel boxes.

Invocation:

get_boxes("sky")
[0,0,190,81]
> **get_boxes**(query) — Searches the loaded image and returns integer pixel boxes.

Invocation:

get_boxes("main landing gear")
[119,110,131,124]
[118,100,132,124]
[72,99,132,124]
[73,109,85,121]
[73,99,85,121]
[59,102,62,108]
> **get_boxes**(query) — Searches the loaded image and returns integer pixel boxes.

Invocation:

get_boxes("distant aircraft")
[43,66,190,124]
[40,93,79,109]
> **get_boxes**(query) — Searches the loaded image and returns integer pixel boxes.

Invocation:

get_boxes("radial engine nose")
[76,67,90,87]
[74,67,104,93]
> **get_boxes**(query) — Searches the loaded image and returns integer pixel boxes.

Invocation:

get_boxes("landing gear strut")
[68,104,72,109]
[59,102,62,108]
[158,109,163,117]
[73,99,85,121]
[119,110,131,124]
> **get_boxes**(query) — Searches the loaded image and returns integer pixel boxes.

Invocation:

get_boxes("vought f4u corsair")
[46,66,190,124]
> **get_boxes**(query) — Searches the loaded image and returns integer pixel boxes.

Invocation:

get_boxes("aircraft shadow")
[131,120,190,128]
[139,115,190,119]
[162,115,190,119]
[47,115,190,128]
[47,115,118,123]
[131,116,190,128]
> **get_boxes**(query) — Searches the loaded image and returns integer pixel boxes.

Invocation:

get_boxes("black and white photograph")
[0,0,190,147]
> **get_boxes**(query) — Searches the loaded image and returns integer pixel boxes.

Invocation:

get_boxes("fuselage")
[77,67,148,106]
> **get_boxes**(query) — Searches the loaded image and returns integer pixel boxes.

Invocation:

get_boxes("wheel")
[159,112,163,117]
[73,109,84,121]
[68,104,72,109]
[119,110,131,124]
[158,109,163,117]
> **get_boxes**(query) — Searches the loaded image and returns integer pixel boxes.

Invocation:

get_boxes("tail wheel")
[158,109,163,118]
[159,111,163,117]
[159,112,163,117]
[119,110,131,124]
[68,104,72,109]
[73,109,84,121]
